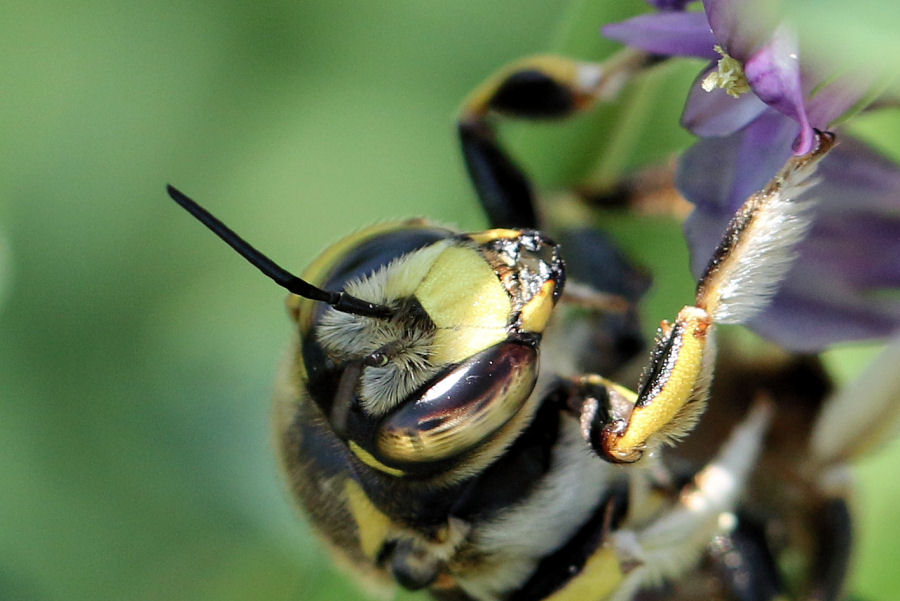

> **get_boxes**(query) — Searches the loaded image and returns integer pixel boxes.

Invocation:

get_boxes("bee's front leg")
[573,132,836,464]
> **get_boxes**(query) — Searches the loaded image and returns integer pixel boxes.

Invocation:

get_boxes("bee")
[168,51,893,601]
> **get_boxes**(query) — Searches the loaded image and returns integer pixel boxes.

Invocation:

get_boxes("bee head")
[298,225,565,476]
[166,186,564,478]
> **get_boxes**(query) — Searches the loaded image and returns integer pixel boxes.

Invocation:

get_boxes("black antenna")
[167,185,393,319]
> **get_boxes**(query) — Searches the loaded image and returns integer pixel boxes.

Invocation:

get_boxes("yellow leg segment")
[457,50,653,229]
[601,307,713,463]
[460,50,650,122]
[592,132,835,464]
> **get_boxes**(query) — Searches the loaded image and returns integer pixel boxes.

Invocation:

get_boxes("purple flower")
[604,0,900,350]
[679,119,900,350]
[603,0,868,155]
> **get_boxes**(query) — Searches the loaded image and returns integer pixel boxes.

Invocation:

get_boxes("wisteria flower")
[603,0,900,350]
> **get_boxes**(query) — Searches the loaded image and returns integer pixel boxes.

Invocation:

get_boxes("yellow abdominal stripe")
[544,547,622,601]
[416,245,512,366]
[343,478,392,559]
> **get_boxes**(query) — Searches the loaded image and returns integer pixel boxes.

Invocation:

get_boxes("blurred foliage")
[1,2,898,601]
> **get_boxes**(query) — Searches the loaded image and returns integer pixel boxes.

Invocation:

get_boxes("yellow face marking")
[465,229,522,244]
[544,547,622,601]
[417,245,511,328]
[416,245,511,365]
[519,279,556,333]
[343,479,393,559]
[349,440,406,478]
[431,328,508,368]
[611,307,709,459]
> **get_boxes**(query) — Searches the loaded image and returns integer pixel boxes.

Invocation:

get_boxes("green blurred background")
[2,1,899,600]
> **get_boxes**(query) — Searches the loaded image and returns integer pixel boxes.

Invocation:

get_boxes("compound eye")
[374,341,538,465]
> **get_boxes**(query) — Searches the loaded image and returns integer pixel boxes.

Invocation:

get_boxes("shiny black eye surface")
[372,340,538,466]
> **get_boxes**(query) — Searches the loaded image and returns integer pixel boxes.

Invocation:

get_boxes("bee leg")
[708,515,784,601]
[801,338,900,601]
[609,402,773,601]
[599,132,837,464]
[575,162,693,220]
[560,374,638,460]
[380,538,442,591]
[806,498,854,601]
[709,500,853,601]
[811,334,900,469]
[458,50,652,228]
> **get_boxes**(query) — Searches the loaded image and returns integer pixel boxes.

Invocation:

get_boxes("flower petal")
[806,71,877,129]
[680,111,796,261]
[702,0,770,59]
[602,12,719,59]
[680,128,900,350]
[743,26,815,154]
[681,67,768,137]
